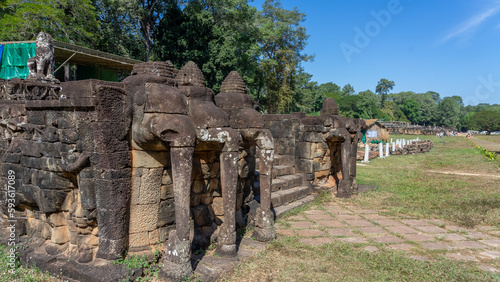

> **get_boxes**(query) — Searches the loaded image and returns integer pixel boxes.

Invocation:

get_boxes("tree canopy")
[468,111,500,133]
[375,78,395,107]
[1,0,498,129]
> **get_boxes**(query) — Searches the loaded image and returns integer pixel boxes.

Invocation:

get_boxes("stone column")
[252,147,276,241]
[337,138,351,198]
[350,134,359,194]
[251,129,276,242]
[216,151,238,257]
[161,147,194,280]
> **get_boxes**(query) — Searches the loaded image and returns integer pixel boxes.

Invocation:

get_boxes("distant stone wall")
[381,122,450,135]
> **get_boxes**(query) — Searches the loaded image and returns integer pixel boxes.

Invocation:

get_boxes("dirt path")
[470,136,500,153]
[426,170,500,178]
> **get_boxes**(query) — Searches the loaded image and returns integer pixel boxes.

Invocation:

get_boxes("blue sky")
[250,0,500,106]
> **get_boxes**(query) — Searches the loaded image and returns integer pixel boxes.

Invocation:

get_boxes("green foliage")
[4,0,498,125]
[341,83,355,96]
[293,71,321,113]
[0,0,99,46]
[113,251,162,281]
[468,111,500,133]
[436,97,462,129]
[0,244,58,281]
[256,0,312,114]
[375,78,395,107]
[400,98,421,124]
[94,0,147,60]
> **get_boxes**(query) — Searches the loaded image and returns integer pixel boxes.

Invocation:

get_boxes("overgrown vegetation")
[112,250,162,281]
[0,244,62,282]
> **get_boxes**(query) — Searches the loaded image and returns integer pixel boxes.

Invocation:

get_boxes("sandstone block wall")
[0,75,364,272]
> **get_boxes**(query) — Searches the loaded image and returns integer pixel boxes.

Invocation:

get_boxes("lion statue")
[27,32,57,81]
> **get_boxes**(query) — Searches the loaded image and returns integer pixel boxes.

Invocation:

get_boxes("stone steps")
[271,185,311,208]
[275,174,303,190]
[273,165,295,178]
[253,153,316,219]
[272,193,318,218]
[255,154,295,170]
[273,155,295,166]
[254,173,304,194]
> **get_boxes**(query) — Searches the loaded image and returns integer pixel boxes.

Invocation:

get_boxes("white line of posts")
[385,143,390,157]
[379,143,384,158]
[392,142,395,152]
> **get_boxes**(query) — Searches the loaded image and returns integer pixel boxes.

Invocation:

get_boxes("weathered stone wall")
[0,79,132,262]
[263,113,362,186]
[0,64,365,280]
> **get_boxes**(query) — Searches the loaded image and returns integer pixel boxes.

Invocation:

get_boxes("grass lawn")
[220,235,499,281]
[354,135,500,228]
[475,134,500,144]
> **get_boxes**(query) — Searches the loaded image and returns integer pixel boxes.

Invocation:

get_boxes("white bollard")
[363,144,369,163]
[390,138,393,144]
[385,143,390,157]
[379,143,384,158]
[392,142,395,152]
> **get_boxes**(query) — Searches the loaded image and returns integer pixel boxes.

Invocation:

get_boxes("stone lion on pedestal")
[27,32,58,82]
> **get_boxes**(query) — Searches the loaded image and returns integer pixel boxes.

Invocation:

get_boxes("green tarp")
[0,43,36,79]
[0,43,120,82]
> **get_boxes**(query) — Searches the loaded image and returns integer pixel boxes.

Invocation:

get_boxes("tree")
[400,98,421,124]
[468,111,500,134]
[318,82,341,99]
[256,0,312,114]
[375,78,395,107]
[341,83,355,96]
[94,0,146,59]
[0,0,99,46]
[382,101,408,122]
[436,97,462,129]
[415,92,439,125]
[358,89,380,108]
[292,71,321,114]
